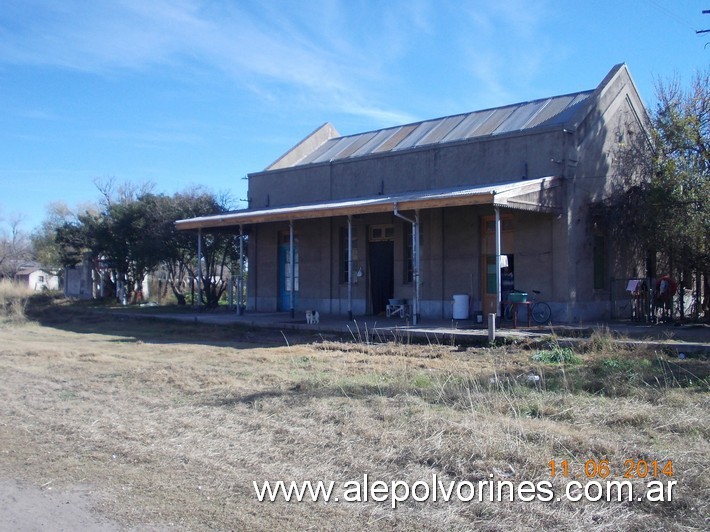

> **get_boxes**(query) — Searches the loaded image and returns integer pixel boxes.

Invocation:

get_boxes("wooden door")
[481,215,514,315]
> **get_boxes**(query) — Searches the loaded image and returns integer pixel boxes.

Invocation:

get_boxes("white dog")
[305,310,320,324]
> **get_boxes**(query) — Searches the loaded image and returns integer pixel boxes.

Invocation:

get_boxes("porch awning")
[176,175,562,231]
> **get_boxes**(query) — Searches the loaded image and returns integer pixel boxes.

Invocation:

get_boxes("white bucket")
[452,294,470,320]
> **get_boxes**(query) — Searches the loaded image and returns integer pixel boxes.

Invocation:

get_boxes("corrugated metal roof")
[176,176,561,229]
[416,114,467,145]
[282,90,593,169]
[374,124,418,153]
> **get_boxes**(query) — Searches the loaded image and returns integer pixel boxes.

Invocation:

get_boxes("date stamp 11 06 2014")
[549,459,673,479]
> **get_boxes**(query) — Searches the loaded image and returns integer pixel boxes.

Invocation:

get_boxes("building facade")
[177,64,649,323]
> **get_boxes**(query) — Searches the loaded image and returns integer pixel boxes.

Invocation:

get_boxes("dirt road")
[0,480,119,532]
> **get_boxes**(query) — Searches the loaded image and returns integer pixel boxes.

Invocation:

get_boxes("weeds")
[0,279,33,322]
[583,325,620,353]
[1,306,708,530]
[531,346,580,365]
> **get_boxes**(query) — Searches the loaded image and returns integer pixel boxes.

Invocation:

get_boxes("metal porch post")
[495,207,502,317]
[239,224,245,313]
[289,220,295,319]
[393,203,420,325]
[413,210,421,325]
[347,215,353,321]
[196,228,203,311]
[228,275,233,309]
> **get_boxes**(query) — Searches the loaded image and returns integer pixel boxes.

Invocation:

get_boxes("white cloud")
[0,0,423,125]
[0,0,562,125]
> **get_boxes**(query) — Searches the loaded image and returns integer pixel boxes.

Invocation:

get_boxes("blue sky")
[1,0,707,232]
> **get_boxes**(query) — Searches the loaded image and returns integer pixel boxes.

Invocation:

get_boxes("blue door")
[278,240,299,311]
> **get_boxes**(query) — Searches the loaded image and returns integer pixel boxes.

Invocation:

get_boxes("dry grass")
[0,279,33,322]
[0,300,708,530]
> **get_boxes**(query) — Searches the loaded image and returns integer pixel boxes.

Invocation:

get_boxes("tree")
[52,183,164,302]
[160,189,240,307]
[31,201,77,270]
[55,212,98,268]
[0,214,32,279]
[51,183,242,306]
[651,69,709,276]
[601,68,709,318]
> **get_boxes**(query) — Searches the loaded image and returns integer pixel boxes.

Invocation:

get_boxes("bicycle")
[503,289,552,324]
[679,288,701,321]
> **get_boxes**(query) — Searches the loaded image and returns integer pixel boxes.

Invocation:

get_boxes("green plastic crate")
[508,292,528,303]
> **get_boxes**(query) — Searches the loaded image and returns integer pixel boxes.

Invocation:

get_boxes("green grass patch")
[410,373,435,389]
[531,346,581,364]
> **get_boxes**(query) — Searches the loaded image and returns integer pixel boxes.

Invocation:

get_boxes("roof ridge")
[332,88,596,142]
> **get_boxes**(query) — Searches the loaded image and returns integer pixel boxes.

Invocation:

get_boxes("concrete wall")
[30,270,60,291]
[64,264,93,300]
[247,206,559,321]
[556,66,649,322]
[248,224,277,311]
[248,129,565,210]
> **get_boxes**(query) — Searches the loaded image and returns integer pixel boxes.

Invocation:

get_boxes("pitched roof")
[16,267,54,276]
[266,87,597,171]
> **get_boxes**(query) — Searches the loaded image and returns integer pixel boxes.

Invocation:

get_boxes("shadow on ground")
[24,294,333,349]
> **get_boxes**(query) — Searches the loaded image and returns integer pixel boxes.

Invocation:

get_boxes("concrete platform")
[119,307,710,355]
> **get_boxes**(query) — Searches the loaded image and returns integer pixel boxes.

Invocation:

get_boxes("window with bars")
[369,225,394,242]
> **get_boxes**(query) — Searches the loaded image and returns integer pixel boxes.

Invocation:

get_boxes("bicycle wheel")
[503,304,514,321]
[531,302,551,324]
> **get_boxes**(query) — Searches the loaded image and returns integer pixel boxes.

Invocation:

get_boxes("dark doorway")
[368,241,394,315]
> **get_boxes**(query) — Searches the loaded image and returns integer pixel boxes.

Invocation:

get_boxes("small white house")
[15,266,60,292]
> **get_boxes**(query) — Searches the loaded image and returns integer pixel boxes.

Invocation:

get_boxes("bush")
[0,279,33,322]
